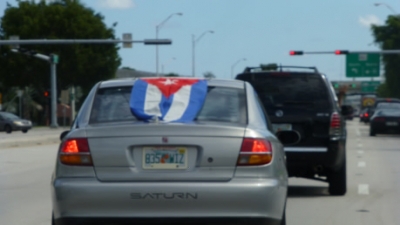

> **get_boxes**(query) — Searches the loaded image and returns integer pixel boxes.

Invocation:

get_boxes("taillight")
[59,138,93,166]
[329,112,341,136]
[364,113,369,117]
[373,117,385,122]
[237,138,273,166]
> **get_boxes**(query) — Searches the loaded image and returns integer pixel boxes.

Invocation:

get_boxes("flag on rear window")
[130,78,208,122]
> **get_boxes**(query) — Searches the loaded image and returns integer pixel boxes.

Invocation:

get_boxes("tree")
[203,71,215,79]
[372,16,400,98]
[0,0,121,95]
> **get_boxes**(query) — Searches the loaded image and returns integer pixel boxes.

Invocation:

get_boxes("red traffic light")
[289,51,303,56]
[44,91,49,97]
[334,50,349,55]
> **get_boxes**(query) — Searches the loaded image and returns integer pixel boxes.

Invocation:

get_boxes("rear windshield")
[89,86,247,124]
[237,73,331,109]
[376,102,400,109]
[376,109,400,117]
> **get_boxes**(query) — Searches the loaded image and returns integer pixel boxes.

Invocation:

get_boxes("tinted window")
[376,109,400,117]
[90,87,135,123]
[376,102,400,109]
[238,73,330,109]
[196,87,247,124]
[90,86,247,124]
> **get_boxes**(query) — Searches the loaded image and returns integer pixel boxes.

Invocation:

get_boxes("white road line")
[357,143,363,148]
[357,150,364,154]
[358,184,370,195]
[358,161,366,167]
[356,128,361,136]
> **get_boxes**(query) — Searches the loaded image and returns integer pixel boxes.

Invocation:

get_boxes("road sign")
[361,81,381,93]
[122,33,132,48]
[346,53,380,78]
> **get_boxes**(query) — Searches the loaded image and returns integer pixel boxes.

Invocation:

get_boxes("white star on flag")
[161,79,177,86]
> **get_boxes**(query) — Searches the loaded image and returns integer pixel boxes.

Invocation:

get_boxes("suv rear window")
[237,73,331,110]
[90,86,247,124]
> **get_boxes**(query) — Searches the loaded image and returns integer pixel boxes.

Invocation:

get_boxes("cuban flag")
[130,78,208,122]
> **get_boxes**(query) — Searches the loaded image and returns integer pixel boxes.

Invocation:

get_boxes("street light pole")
[374,3,398,14]
[192,30,214,77]
[156,13,183,77]
[231,58,247,78]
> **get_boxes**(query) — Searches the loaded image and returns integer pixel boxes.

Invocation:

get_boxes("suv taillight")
[59,138,93,166]
[237,138,273,166]
[329,112,341,136]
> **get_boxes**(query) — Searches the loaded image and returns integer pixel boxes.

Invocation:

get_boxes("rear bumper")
[52,177,286,223]
[284,140,346,176]
[371,123,400,134]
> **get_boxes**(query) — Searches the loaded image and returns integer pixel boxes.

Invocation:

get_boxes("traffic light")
[50,54,59,64]
[44,90,50,97]
[289,51,303,56]
[334,50,349,55]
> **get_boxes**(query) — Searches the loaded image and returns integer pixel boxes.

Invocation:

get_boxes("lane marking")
[356,128,361,136]
[357,143,363,148]
[358,184,369,195]
[357,150,364,154]
[358,161,366,167]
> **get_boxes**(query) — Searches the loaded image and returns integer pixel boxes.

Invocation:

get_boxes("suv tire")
[328,157,346,196]
[370,129,376,136]
[5,125,12,134]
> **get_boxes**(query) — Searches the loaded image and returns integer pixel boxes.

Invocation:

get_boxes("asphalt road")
[0,120,399,225]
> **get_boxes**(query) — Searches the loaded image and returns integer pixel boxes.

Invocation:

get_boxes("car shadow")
[287,185,330,198]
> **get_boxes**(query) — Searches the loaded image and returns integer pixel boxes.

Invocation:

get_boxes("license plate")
[142,147,188,170]
[386,122,398,126]
[272,123,292,133]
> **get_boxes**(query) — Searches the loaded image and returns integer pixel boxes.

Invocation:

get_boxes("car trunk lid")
[85,122,246,182]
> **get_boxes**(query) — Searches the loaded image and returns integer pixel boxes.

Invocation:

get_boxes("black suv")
[236,65,352,196]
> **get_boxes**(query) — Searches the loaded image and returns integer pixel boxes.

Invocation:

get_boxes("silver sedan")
[51,78,288,225]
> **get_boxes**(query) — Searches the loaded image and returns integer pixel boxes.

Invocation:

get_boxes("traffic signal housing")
[334,50,349,55]
[289,51,303,56]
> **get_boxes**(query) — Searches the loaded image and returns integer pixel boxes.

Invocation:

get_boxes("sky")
[1,0,399,81]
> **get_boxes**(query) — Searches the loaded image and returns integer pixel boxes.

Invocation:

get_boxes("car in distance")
[236,65,353,196]
[370,108,400,136]
[52,77,288,225]
[0,111,32,133]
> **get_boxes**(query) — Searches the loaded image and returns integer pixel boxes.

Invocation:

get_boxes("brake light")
[364,113,369,117]
[60,138,93,166]
[237,138,273,166]
[329,112,341,136]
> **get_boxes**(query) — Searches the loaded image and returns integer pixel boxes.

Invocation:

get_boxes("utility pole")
[50,54,58,128]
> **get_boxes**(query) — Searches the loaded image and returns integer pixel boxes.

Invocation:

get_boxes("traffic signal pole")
[11,49,59,127]
[289,49,400,55]
[50,58,58,128]
[5,37,172,128]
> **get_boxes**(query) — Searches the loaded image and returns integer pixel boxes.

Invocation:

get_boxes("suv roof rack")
[242,65,319,74]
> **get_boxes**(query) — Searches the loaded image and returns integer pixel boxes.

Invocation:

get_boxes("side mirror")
[60,130,70,141]
[341,105,353,116]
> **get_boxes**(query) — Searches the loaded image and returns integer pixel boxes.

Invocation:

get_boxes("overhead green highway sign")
[346,53,380,78]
